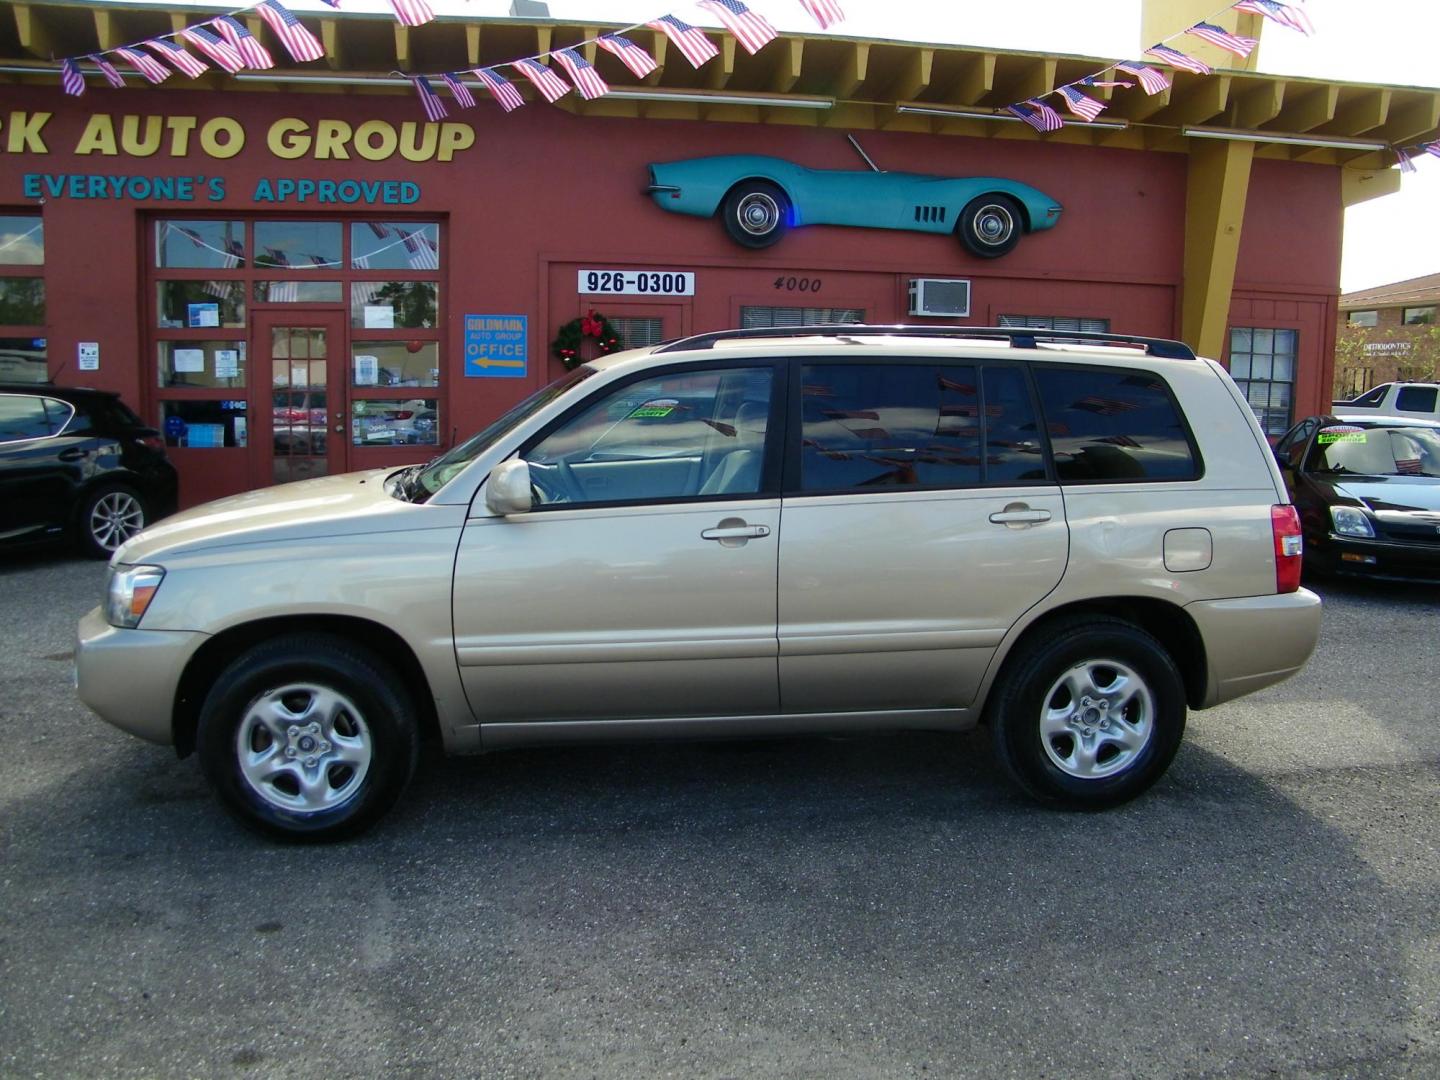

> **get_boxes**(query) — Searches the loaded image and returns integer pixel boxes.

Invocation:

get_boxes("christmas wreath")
[552,309,622,369]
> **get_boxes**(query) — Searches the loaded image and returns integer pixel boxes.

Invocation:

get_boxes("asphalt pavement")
[1,547,1437,1079]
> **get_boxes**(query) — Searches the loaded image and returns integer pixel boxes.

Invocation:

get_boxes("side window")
[1035,367,1200,482]
[1280,420,1316,467]
[1352,384,1391,407]
[983,367,1048,483]
[1395,386,1438,413]
[0,394,53,442]
[42,397,77,436]
[524,367,772,505]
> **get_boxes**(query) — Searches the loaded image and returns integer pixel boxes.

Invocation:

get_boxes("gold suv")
[76,327,1322,840]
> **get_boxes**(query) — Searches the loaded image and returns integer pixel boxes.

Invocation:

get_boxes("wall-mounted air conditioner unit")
[908,278,971,318]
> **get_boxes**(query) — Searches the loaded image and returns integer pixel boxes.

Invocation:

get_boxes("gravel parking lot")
[1,549,1437,1079]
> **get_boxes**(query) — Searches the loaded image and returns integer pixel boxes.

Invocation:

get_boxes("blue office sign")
[464,315,528,379]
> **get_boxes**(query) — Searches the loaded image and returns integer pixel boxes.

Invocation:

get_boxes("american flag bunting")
[411,77,449,122]
[216,16,275,69]
[400,230,440,270]
[553,49,608,101]
[798,0,846,30]
[257,1,325,64]
[115,47,171,85]
[1006,100,1064,133]
[1424,142,1440,159]
[1056,84,1105,122]
[366,222,390,239]
[475,67,525,112]
[1145,44,1211,76]
[442,73,476,108]
[697,0,778,56]
[387,0,436,28]
[515,58,571,104]
[1116,60,1171,94]
[180,26,246,74]
[1397,149,1417,175]
[89,55,126,88]
[264,247,290,267]
[1081,75,1134,90]
[61,59,85,96]
[1185,21,1259,59]
[145,38,210,79]
[596,35,657,79]
[646,16,719,69]
[1233,1,1314,36]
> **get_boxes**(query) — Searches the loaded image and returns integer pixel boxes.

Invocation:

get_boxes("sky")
[111,0,1439,293]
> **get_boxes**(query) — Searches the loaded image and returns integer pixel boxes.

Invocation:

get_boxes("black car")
[1274,413,1440,582]
[0,384,178,558]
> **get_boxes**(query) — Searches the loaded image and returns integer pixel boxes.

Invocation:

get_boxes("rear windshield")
[1306,424,1440,478]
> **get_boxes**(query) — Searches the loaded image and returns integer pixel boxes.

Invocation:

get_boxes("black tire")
[721,180,791,249]
[76,483,147,560]
[196,635,419,842]
[988,617,1185,808]
[957,194,1024,259]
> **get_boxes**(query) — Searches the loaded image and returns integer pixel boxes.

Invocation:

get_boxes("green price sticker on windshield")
[1318,429,1367,444]
[630,399,678,419]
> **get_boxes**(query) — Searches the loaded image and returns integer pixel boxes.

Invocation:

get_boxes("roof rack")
[652,324,1197,360]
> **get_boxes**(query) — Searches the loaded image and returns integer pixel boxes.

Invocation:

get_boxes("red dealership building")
[1,2,1437,506]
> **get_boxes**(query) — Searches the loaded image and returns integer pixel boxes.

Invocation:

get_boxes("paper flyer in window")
[173,348,205,373]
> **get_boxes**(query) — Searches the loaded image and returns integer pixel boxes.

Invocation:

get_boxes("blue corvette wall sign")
[645,155,1063,258]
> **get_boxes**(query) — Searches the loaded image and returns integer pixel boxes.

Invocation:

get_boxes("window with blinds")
[609,317,666,351]
[998,314,1112,333]
[740,306,865,328]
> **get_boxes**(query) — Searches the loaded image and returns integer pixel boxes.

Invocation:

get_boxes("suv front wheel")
[989,617,1186,808]
[196,635,419,842]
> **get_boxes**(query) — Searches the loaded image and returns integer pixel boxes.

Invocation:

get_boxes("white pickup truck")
[1333,381,1440,420]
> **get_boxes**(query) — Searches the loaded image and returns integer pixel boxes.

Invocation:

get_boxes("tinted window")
[1306,424,1440,478]
[1035,367,1199,482]
[798,363,1044,491]
[0,394,53,441]
[1351,384,1390,407]
[1395,386,1438,413]
[526,367,772,505]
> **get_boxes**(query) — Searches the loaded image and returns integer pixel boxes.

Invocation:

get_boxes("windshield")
[1306,424,1440,478]
[412,366,595,497]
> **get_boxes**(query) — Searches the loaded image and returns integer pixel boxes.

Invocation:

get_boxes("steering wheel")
[528,457,585,504]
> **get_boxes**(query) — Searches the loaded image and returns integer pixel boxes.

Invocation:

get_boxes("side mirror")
[485,459,533,515]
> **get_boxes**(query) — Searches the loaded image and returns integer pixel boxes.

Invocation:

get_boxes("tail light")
[1271,504,1303,593]
[134,434,166,452]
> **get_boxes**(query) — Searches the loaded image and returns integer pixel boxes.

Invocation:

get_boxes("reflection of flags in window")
[176,225,205,248]
[351,281,381,306]
[269,281,299,303]
[400,230,439,270]
[353,254,370,270]
[1072,396,1141,415]
[366,222,389,239]
[203,280,232,300]
[224,239,243,268]
[265,247,290,267]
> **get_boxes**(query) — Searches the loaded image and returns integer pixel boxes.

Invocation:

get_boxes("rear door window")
[0,394,54,442]
[796,362,1047,492]
[1034,367,1200,482]
[1395,386,1438,413]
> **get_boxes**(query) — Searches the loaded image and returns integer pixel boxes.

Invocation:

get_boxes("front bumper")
[75,606,205,746]
[1187,589,1323,708]
[1311,533,1440,583]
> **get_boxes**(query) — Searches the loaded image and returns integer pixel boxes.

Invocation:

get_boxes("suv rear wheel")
[989,617,1185,807]
[196,635,419,842]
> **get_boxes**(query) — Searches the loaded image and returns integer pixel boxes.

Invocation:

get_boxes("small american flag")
[89,55,126,88]
[1397,149,1418,175]
[1081,75,1133,90]
[442,73,476,109]
[553,49,608,101]
[798,0,846,30]
[265,247,291,267]
[1424,141,1440,160]
[411,77,449,122]
[475,67,525,112]
[176,225,205,248]
[387,0,435,28]
[400,230,440,270]
[515,58,570,104]
[1234,1,1314,36]
[1056,84,1105,122]
[225,239,244,268]
[269,281,299,303]
[145,38,210,79]
[1395,456,1423,475]
[697,0,777,56]
[1185,21,1258,59]
[307,254,331,267]
[646,15,719,69]
[1145,44,1211,76]
[352,256,371,273]
[115,47,171,85]
[61,59,85,97]
[1006,100,1064,133]
[257,1,325,64]
[1115,60,1171,94]
[216,16,275,70]
[181,26,246,74]
[202,280,232,299]
[596,35,657,79]
[367,222,390,239]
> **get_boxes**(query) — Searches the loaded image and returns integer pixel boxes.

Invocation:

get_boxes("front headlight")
[105,564,166,628]
[1329,506,1375,538]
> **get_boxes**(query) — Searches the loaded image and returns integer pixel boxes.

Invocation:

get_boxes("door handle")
[701,524,771,541]
[988,506,1052,526]
[58,448,88,462]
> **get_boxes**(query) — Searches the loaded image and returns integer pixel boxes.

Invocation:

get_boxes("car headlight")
[105,564,165,628]
[1329,506,1375,539]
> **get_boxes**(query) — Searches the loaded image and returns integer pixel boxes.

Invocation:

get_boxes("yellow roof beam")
[1182,137,1254,360]
[707,36,736,91]
[12,5,53,61]
[1165,74,1230,126]
[891,47,933,104]
[1378,93,1440,146]
[770,39,803,94]
[1232,81,1284,129]
[393,24,409,69]
[466,24,481,67]
[831,42,868,100]
[321,19,344,71]
[1272,84,1338,132]
[92,8,115,51]
[953,53,995,105]
[1002,57,1058,104]
[644,31,666,85]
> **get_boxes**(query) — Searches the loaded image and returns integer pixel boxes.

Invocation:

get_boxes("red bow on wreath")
[581,311,603,337]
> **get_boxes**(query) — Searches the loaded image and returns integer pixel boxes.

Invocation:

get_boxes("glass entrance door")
[258,311,348,484]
